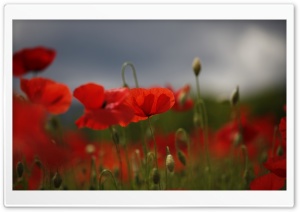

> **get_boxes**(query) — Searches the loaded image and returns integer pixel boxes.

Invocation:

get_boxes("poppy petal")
[74,83,105,110]
[250,173,285,190]
[264,156,286,178]
[40,82,72,114]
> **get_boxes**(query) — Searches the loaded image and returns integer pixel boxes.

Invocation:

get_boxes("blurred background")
[13,20,286,131]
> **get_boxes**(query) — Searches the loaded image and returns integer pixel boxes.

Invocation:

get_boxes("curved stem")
[99,169,118,190]
[147,117,161,190]
[121,61,139,88]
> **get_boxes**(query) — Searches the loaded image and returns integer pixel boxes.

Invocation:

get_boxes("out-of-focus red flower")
[264,155,286,178]
[21,77,72,115]
[13,95,68,172]
[13,46,56,76]
[167,84,194,112]
[210,111,275,159]
[279,117,286,144]
[125,87,175,122]
[250,173,285,190]
[74,83,134,130]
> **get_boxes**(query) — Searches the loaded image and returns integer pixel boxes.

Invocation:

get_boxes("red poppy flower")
[125,87,175,122]
[167,84,194,112]
[250,173,285,190]
[74,83,134,130]
[264,155,286,178]
[13,95,68,171]
[13,46,56,76]
[20,77,72,114]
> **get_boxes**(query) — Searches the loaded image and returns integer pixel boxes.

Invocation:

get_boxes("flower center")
[101,100,107,109]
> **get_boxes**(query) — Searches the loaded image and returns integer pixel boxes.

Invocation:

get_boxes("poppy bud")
[276,146,284,156]
[178,90,189,107]
[230,86,239,106]
[177,150,186,166]
[192,57,201,76]
[233,132,242,146]
[16,161,24,178]
[34,158,43,169]
[151,168,160,185]
[111,127,119,145]
[166,146,175,173]
[166,154,175,173]
[52,172,62,189]
[147,152,155,166]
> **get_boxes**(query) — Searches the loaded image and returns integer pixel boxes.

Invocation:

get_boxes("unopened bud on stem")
[166,146,175,173]
[192,57,202,76]
[230,86,239,106]
[177,150,186,166]
[52,172,62,189]
[151,168,160,185]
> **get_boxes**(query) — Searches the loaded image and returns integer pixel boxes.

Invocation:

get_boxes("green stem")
[147,117,161,190]
[99,169,118,190]
[195,76,201,100]
[109,127,123,188]
[121,61,139,88]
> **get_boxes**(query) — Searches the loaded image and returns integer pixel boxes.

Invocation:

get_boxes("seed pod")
[16,162,24,178]
[177,150,186,166]
[52,172,62,189]
[34,158,43,169]
[192,57,202,76]
[151,168,160,185]
[230,86,239,106]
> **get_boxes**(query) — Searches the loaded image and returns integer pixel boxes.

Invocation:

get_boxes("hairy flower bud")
[177,150,186,166]
[52,172,62,189]
[16,161,24,178]
[233,132,242,146]
[151,168,160,185]
[166,146,175,173]
[192,57,202,76]
[230,86,239,106]
[166,154,175,173]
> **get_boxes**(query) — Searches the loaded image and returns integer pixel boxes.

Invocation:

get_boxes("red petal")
[74,83,105,110]
[250,173,285,190]
[264,156,286,178]
[40,82,72,114]
[21,77,71,114]
[104,87,129,109]
[76,104,134,130]
[23,47,56,71]
[21,78,55,102]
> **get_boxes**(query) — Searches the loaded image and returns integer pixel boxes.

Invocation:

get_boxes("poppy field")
[13,46,287,191]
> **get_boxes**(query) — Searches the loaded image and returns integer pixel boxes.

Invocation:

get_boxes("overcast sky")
[13,20,286,99]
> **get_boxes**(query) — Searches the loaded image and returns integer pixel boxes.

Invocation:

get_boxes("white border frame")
[3,4,294,207]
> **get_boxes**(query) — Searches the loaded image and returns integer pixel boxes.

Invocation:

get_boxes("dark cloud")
[13,20,286,97]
